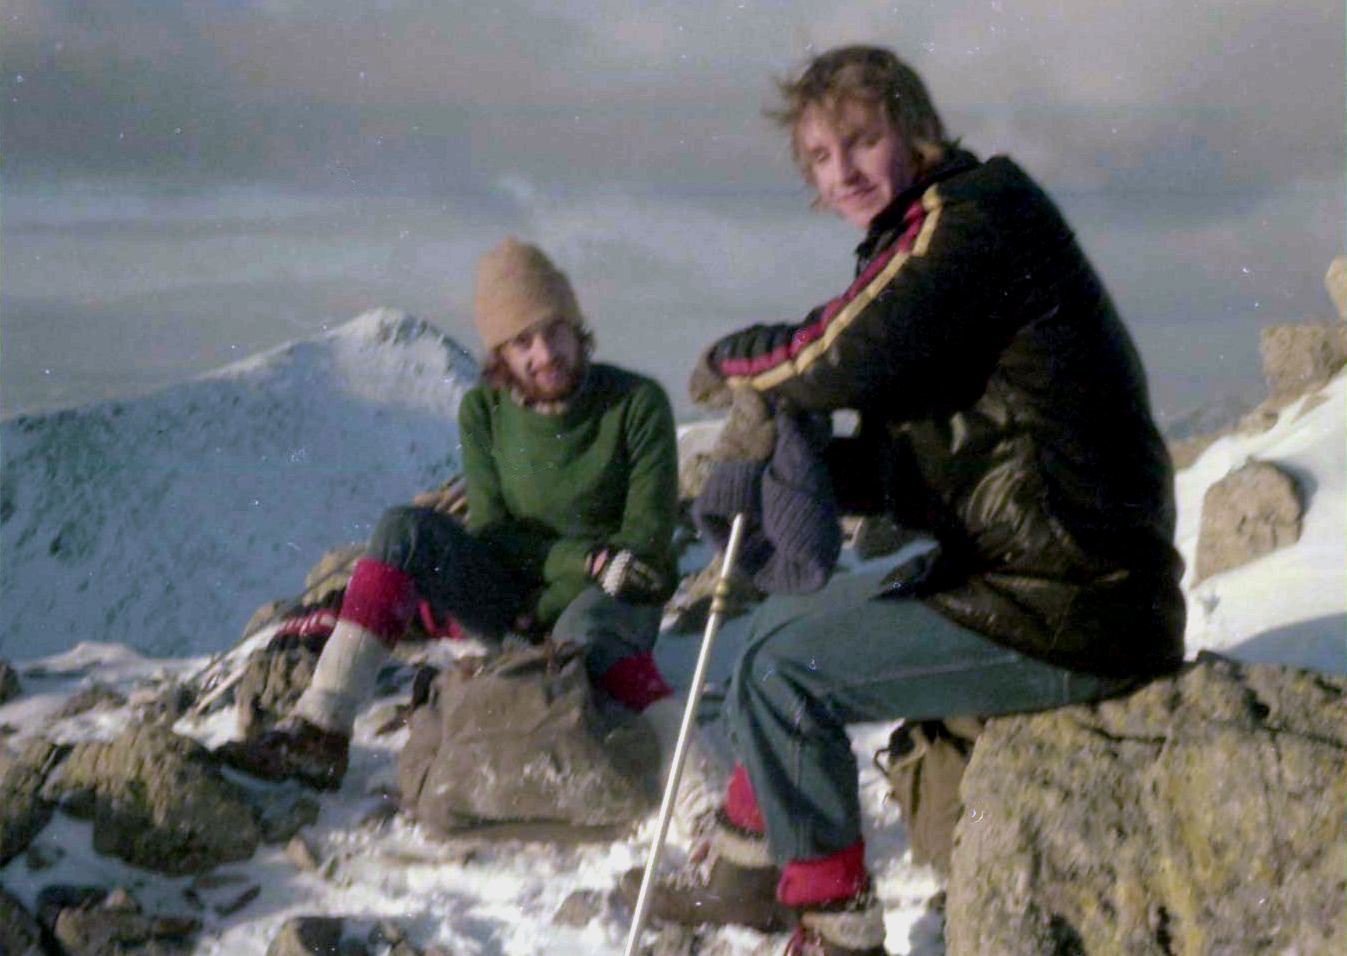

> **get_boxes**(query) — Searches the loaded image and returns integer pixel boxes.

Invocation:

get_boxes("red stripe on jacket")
[717,197,929,380]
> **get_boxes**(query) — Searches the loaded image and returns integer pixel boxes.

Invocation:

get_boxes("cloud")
[2,0,1340,202]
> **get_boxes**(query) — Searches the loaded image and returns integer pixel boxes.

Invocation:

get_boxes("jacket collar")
[855,147,981,263]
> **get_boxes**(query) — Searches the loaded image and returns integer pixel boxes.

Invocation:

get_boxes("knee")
[365,505,430,567]
[730,641,781,710]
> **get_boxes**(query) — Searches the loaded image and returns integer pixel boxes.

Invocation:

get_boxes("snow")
[1,315,1343,954]
[1176,371,1347,675]
[0,308,478,660]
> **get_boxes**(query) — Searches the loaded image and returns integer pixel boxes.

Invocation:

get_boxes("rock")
[234,635,324,737]
[128,679,197,727]
[52,905,199,956]
[1326,254,1347,321]
[37,884,200,956]
[265,916,347,956]
[213,884,261,917]
[0,884,45,956]
[35,884,107,927]
[947,655,1347,956]
[56,682,128,718]
[1259,321,1347,402]
[40,724,261,874]
[284,834,322,872]
[0,737,65,866]
[256,791,322,844]
[1194,460,1302,581]
[553,888,605,927]
[0,660,20,704]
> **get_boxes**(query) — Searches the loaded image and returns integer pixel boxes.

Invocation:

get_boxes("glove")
[709,387,776,463]
[592,548,668,603]
[410,473,469,523]
[688,347,733,409]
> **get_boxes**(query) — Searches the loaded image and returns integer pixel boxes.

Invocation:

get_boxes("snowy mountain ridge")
[0,309,478,660]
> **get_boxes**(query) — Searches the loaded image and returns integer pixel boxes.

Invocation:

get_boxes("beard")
[513,354,586,404]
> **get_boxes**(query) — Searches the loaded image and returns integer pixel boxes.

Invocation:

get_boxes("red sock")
[598,651,673,710]
[339,558,417,647]
[723,763,767,834]
[776,840,868,908]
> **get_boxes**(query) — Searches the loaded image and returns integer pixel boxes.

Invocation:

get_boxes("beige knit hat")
[472,238,583,351]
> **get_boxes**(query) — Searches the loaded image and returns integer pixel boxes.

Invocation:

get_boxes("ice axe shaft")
[622,513,748,956]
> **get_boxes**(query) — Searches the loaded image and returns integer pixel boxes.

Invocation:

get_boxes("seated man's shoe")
[619,817,792,933]
[216,717,350,791]
[783,890,889,955]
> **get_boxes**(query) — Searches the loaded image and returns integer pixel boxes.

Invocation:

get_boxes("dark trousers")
[368,505,660,684]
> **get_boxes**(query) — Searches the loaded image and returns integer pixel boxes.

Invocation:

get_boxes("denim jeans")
[368,505,659,684]
[725,567,1133,863]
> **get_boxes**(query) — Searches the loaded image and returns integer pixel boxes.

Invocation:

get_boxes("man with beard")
[632,46,1185,955]
[225,238,682,791]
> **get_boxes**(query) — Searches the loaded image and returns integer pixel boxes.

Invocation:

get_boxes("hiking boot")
[619,820,792,932]
[639,696,726,845]
[216,716,350,790]
[783,891,888,955]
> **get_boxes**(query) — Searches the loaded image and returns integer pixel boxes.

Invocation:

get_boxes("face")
[497,316,585,402]
[796,98,918,230]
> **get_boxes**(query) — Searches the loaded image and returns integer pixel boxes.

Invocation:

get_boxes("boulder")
[38,885,199,956]
[947,655,1347,956]
[0,659,20,704]
[1326,255,1347,321]
[0,885,45,956]
[40,724,261,875]
[265,916,350,956]
[1194,460,1302,581]
[55,682,128,719]
[0,736,65,866]
[1259,321,1347,402]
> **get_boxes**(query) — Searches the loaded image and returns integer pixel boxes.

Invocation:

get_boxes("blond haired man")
[639,46,1184,955]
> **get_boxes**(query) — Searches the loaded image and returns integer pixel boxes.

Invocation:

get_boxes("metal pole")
[621,513,748,956]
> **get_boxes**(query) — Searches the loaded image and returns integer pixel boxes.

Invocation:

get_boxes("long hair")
[768,45,950,183]
[478,320,596,391]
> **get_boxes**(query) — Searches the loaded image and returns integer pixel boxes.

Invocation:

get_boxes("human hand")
[688,347,733,409]
[411,474,469,522]
[594,549,667,603]
[710,387,776,463]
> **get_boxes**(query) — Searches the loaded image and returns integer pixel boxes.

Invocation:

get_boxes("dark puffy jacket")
[708,149,1185,677]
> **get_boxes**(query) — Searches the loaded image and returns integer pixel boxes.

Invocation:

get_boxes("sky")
[2,0,1344,423]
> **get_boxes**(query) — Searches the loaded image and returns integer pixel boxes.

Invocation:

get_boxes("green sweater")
[458,363,679,626]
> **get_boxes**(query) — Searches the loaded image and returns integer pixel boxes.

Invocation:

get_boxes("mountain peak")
[1,311,479,660]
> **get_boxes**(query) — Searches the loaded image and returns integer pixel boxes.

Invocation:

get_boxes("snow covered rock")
[948,654,1347,956]
[1194,459,1302,582]
[40,725,262,875]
